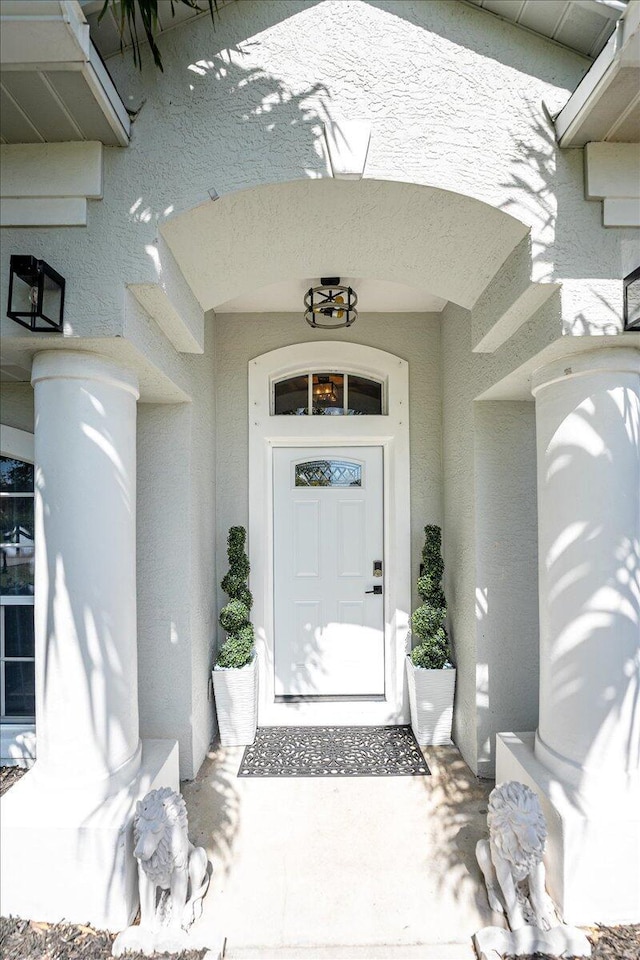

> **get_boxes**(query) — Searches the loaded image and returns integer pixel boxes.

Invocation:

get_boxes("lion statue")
[112,787,210,957]
[476,781,556,931]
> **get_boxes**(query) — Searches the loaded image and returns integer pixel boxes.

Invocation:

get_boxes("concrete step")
[221,943,475,959]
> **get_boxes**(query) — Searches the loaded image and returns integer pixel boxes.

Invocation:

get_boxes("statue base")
[474,924,591,960]
[0,739,178,930]
[112,924,224,957]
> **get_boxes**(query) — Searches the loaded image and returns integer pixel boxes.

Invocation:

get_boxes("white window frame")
[272,371,387,416]
[0,424,36,765]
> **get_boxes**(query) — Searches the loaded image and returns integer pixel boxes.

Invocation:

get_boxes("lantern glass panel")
[42,271,63,327]
[10,273,37,321]
[626,275,640,330]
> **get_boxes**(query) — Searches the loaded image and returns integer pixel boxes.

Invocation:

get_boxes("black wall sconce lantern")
[624,267,640,331]
[304,277,358,329]
[7,255,65,333]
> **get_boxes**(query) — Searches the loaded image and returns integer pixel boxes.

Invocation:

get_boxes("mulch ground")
[504,924,640,959]
[1,767,639,959]
[0,764,27,797]
[0,917,210,959]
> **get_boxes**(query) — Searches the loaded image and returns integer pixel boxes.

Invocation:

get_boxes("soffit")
[465,0,627,59]
[555,0,640,144]
[0,1,129,146]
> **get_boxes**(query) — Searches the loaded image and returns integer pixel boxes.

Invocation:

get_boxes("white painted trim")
[554,1,640,146]
[603,197,640,227]
[0,723,36,767]
[0,197,87,227]
[0,425,34,463]
[0,142,103,199]
[323,119,371,180]
[248,342,411,726]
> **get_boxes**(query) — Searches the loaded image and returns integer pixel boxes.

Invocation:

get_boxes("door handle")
[365,585,383,595]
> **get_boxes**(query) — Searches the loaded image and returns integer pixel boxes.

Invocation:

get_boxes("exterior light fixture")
[304,277,358,329]
[624,267,640,331]
[7,255,65,333]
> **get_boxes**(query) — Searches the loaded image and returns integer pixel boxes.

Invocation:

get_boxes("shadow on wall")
[498,98,627,294]
[117,0,335,226]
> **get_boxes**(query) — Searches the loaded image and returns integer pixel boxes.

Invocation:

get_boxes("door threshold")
[275,694,386,703]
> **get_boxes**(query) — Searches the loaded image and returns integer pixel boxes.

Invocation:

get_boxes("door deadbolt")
[373,561,383,577]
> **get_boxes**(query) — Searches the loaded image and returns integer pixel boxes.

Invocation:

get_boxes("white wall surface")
[474,401,539,777]
[135,321,217,780]
[1,0,633,356]
[0,384,34,432]
[442,304,541,775]
[1,0,637,782]
[213,311,442,626]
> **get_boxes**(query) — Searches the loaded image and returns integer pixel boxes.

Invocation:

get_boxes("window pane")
[312,374,344,415]
[1,496,34,541]
[296,460,362,487]
[4,661,35,717]
[0,457,34,493]
[347,376,383,415]
[4,605,35,658]
[1,496,35,596]
[274,376,309,415]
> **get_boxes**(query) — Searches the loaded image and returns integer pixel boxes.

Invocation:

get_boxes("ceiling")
[0,0,129,145]
[81,0,628,63]
[465,0,628,59]
[217,278,447,314]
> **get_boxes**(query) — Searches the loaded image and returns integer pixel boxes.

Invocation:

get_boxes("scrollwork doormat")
[238,725,430,777]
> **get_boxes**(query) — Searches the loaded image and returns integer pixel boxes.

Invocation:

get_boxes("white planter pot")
[405,656,456,746]
[212,654,258,747]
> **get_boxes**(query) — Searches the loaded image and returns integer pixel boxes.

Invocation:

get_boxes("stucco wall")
[442,304,540,776]
[213,311,442,626]
[1,0,631,349]
[0,384,34,433]
[137,319,217,780]
[474,401,539,777]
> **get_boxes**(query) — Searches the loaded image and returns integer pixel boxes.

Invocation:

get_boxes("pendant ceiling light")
[304,277,358,329]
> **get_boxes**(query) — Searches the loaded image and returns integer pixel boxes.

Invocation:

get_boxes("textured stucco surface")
[473,401,539,776]
[1,0,637,780]
[136,320,217,780]
[0,384,34,433]
[213,312,442,623]
[1,0,633,356]
[442,305,541,775]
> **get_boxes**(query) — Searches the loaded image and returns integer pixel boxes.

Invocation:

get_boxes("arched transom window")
[272,372,385,416]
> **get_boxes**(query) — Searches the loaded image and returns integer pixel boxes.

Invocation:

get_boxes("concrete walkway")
[183,743,504,959]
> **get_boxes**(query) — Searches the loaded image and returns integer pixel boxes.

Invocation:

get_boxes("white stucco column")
[3,349,179,930]
[531,347,640,799]
[31,351,141,789]
[496,345,640,924]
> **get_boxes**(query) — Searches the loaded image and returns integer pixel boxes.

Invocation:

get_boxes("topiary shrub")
[410,525,452,670]
[215,526,254,669]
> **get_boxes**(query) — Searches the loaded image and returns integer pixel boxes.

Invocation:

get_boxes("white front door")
[273,446,384,697]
